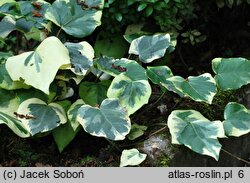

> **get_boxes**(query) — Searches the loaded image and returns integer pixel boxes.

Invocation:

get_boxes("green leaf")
[212,57,250,90]
[129,34,170,63]
[127,123,147,140]
[52,122,80,152]
[168,110,225,160]
[223,102,250,137]
[77,98,131,140]
[16,98,67,136]
[120,148,147,167]
[0,15,16,39]
[94,31,129,58]
[44,0,103,38]
[6,36,71,94]
[64,41,94,75]
[161,73,217,104]
[145,6,153,16]
[67,99,85,131]
[115,12,123,22]
[137,3,147,11]
[107,74,151,115]
[79,80,111,106]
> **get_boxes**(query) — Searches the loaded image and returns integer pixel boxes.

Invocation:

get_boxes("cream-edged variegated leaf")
[129,34,170,63]
[212,57,250,90]
[67,99,85,131]
[161,73,217,104]
[0,89,30,137]
[6,36,71,94]
[64,41,94,76]
[168,110,225,160]
[77,98,131,140]
[44,0,103,38]
[223,102,250,137]
[16,98,67,135]
[107,74,151,115]
[120,149,147,167]
[0,89,51,137]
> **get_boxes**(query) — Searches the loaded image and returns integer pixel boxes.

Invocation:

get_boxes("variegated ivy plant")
[1,0,250,166]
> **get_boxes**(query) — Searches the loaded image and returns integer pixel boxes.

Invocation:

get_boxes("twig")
[221,148,250,165]
[56,28,62,37]
[177,47,189,69]
[146,126,167,139]
[106,139,121,152]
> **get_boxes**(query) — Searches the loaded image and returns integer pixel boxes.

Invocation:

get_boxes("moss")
[157,156,171,166]
[175,89,238,121]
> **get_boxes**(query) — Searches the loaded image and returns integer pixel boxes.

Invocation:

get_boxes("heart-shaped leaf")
[79,80,111,106]
[180,73,217,104]
[223,102,250,137]
[16,98,67,136]
[64,41,94,75]
[167,110,225,160]
[161,73,217,104]
[212,57,250,90]
[127,123,147,140]
[45,0,103,38]
[94,31,129,58]
[129,34,170,63]
[52,122,80,152]
[107,74,151,115]
[6,36,71,94]
[120,148,147,167]
[77,98,131,140]
[0,88,49,137]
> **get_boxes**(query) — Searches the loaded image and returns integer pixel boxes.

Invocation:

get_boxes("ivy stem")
[146,126,167,139]
[119,126,168,148]
[148,122,168,127]
[106,139,121,152]
[127,54,132,59]
[135,91,166,118]
[56,28,62,37]
[221,148,250,165]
